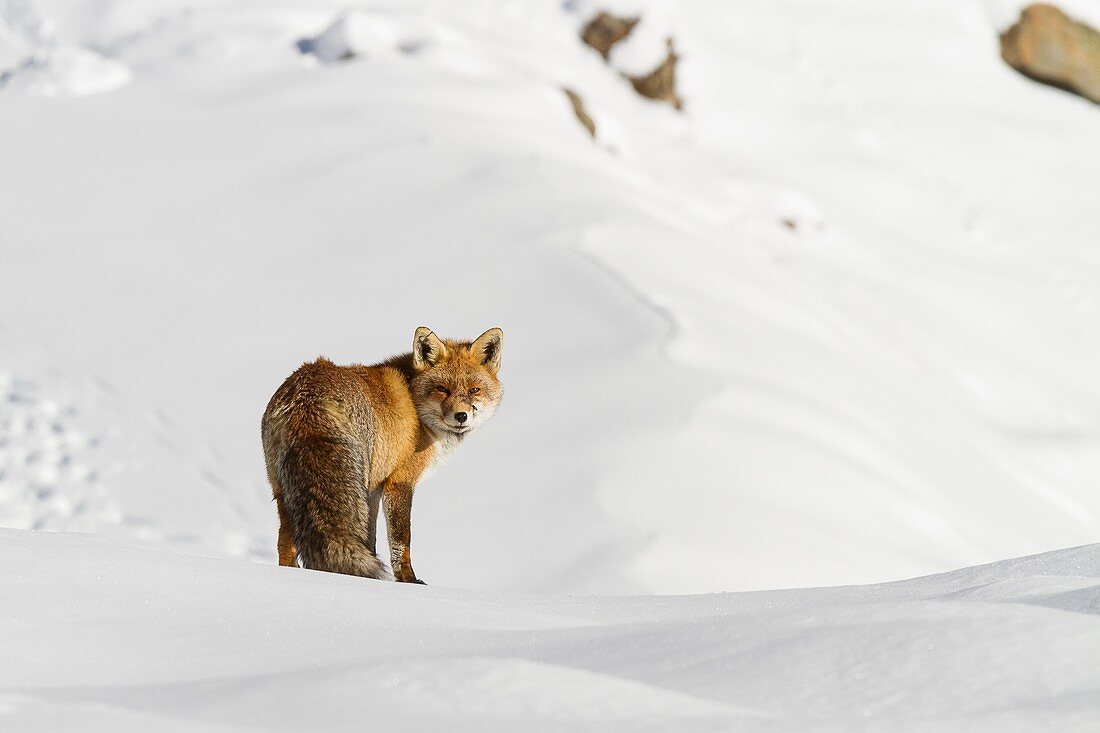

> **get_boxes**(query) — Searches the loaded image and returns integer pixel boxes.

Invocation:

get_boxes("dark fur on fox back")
[262,360,395,578]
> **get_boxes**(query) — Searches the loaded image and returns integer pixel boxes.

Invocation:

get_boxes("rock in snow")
[563,86,597,137]
[580,11,639,61]
[626,37,683,109]
[1001,4,1100,104]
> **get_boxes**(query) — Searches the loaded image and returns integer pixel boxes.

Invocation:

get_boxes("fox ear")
[469,327,503,374]
[412,326,448,370]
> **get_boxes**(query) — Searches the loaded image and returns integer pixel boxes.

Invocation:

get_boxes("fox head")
[410,326,503,436]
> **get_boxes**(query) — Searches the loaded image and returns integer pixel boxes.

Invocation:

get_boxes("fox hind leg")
[266,469,299,567]
[275,492,299,567]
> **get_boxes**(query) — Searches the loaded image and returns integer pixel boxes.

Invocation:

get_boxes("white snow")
[0,0,130,95]
[2,529,1099,731]
[2,0,1100,726]
[3,0,1097,594]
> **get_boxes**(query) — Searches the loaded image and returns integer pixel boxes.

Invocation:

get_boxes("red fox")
[261,327,503,583]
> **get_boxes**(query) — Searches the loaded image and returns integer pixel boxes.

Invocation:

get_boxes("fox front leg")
[383,481,424,584]
[365,487,382,556]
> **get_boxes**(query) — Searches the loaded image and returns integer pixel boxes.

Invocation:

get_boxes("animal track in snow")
[0,331,272,562]
[0,372,128,532]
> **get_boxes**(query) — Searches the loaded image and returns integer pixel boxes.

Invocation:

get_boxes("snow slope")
[3,0,1100,596]
[0,333,267,558]
[3,529,1099,731]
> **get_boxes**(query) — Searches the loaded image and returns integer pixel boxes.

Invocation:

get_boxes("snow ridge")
[2,530,1098,731]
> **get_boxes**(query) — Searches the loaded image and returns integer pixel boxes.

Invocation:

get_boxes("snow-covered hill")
[2,0,1100,596]
[4,0,1100,727]
[3,529,1099,731]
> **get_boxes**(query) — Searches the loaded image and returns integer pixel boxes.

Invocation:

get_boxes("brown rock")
[563,88,596,138]
[581,11,639,61]
[627,38,683,110]
[1000,4,1100,104]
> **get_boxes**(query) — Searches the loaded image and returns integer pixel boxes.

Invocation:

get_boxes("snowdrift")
[3,0,1100,593]
[3,529,1099,731]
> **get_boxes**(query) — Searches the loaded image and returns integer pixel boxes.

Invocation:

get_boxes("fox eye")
[469,387,480,396]
[435,385,450,396]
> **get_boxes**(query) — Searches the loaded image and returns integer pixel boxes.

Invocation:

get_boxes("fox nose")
[454,412,468,424]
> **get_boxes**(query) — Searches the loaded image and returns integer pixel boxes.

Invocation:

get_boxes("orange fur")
[261,327,503,582]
